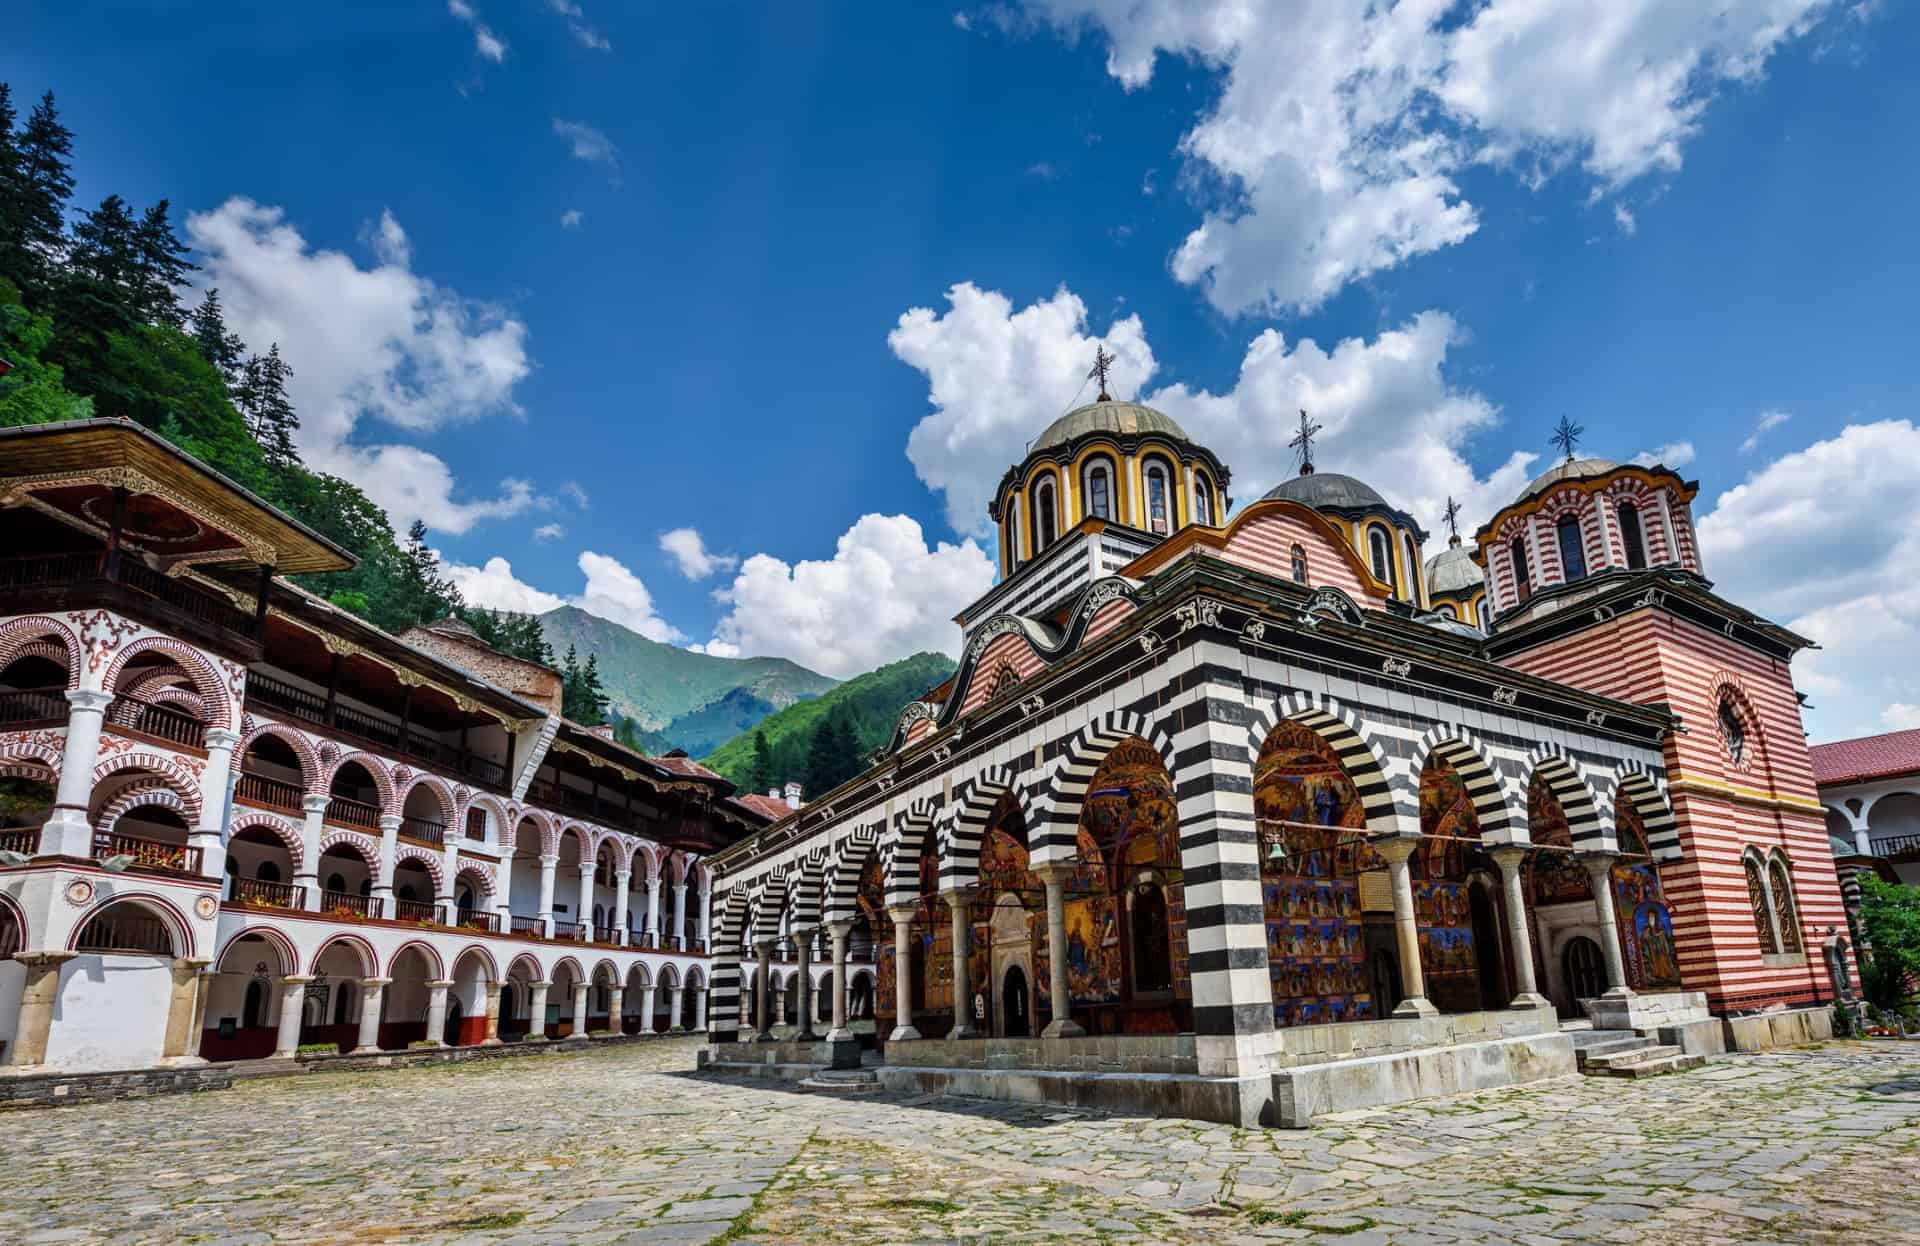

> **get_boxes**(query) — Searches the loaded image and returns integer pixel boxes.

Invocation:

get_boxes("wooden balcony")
[94,832,202,877]
[234,770,304,813]
[319,889,375,918]
[393,898,439,924]
[106,695,207,750]
[509,914,544,937]
[0,551,262,655]
[0,686,67,730]
[0,828,39,857]
[399,816,445,848]
[457,910,499,933]
[325,794,381,831]
[231,876,301,909]
[245,671,507,790]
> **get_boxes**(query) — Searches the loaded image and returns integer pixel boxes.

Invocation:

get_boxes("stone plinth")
[1583,990,1710,1033]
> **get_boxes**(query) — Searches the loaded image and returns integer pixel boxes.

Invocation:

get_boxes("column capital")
[1488,844,1530,869]
[282,974,316,987]
[887,903,919,924]
[426,978,456,989]
[66,688,115,712]
[539,853,560,865]
[377,815,403,833]
[530,979,553,989]
[1370,832,1422,864]
[1579,850,1618,879]
[360,977,393,989]
[827,918,855,939]
[302,793,331,813]
[15,950,77,971]
[1030,861,1077,885]
[939,886,979,909]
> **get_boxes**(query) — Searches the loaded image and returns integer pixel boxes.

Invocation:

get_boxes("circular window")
[1718,697,1750,770]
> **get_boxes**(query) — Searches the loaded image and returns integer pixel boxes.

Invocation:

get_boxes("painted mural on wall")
[1526,775,1591,906]
[1255,721,1373,1026]
[1613,806,1681,989]
[1413,758,1486,1006]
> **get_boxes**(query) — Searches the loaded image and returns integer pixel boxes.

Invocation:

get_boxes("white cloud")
[562,481,591,509]
[559,208,584,229]
[1631,441,1695,469]
[1026,161,1059,180]
[1881,704,1920,732]
[546,0,611,50]
[553,119,618,178]
[446,550,683,643]
[704,515,996,679]
[187,197,534,535]
[1697,420,1920,741]
[893,281,1532,542]
[1742,408,1792,452]
[659,527,738,580]
[1613,203,1638,236]
[448,0,507,62]
[1018,0,1848,314]
[532,523,564,541]
[687,639,742,658]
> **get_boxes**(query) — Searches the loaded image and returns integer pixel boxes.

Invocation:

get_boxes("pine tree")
[0,84,27,297]
[803,719,837,798]
[189,287,247,382]
[8,90,74,301]
[750,730,774,794]
[238,343,299,468]
[132,200,193,327]
[395,519,464,629]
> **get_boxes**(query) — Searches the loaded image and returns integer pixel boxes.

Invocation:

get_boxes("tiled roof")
[732,793,793,822]
[656,753,723,780]
[1810,728,1920,786]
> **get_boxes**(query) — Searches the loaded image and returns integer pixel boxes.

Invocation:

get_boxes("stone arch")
[0,760,56,786]
[1040,709,1176,863]
[590,956,620,986]
[754,867,792,945]
[0,615,82,689]
[0,733,65,771]
[464,794,511,847]
[555,821,594,865]
[398,772,458,827]
[1708,673,1774,782]
[119,666,203,708]
[596,832,634,878]
[1523,746,1606,850]
[0,891,29,956]
[1255,691,1411,833]
[231,720,322,791]
[218,922,299,975]
[93,781,191,836]
[791,848,829,930]
[715,887,750,956]
[317,829,379,864]
[385,939,445,979]
[823,823,882,925]
[227,810,305,868]
[506,952,543,982]
[309,932,377,976]
[102,636,231,728]
[68,892,195,956]
[657,961,681,990]
[1414,724,1520,842]
[883,801,939,909]
[684,965,706,993]
[1610,763,1680,861]
[626,960,653,990]
[392,843,446,894]
[323,752,397,814]
[630,840,663,885]
[452,944,499,982]
[454,864,496,904]
[92,751,205,818]
[944,766,1038,890]
[550,954,587,985]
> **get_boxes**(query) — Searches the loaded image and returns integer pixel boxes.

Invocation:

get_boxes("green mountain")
[703,651,957,795]
[536,605,838,746]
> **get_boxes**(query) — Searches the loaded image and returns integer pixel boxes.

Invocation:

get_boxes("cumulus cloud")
[1018,0,1848,313]
[559,208,584,229]
[1631,441,1695,469]
[448,0,507,62]
[1697,420,1920,741]
[659,527,738,580]
[1742,408,1792,453]
[893,281,1532,542]
[553,119,619,183]
[187,197,534,535]
[1881,704,1920,732]
[704,515,997,678]
[446,550,683,642]
[533,523,564,541]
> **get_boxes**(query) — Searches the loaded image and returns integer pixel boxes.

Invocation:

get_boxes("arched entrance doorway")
[1563,936,1605,1003]
[1001,965,1030,1037]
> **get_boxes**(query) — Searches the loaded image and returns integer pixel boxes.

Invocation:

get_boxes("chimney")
[767,787,779,799]
[783,781,803,809]
[586,723,614,740]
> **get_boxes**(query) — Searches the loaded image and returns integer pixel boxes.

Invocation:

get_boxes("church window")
[1145,462,1171,535]
[1367,525,1396,588]
[1402,531,1422,603]
[1289,543,1308,584]
[1719,698,1747,767]
[1556,513,1588,581]
[1437,603,1456,620]
[1618,502,1647,569]
[1194,475,1215,526]
[1745,855,1777,953]
[1084,460,1113,521]
[989,664,1021,700]
[1033,478,1058,551]
[1769,858,1802,954]
[1509,538,1532,603]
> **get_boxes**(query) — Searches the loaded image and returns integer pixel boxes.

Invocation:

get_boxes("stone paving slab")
[4,1037,1918,1243]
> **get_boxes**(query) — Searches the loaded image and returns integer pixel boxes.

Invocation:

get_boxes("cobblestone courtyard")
[7,1038,1919,1245]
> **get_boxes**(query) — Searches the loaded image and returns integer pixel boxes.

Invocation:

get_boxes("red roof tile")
[1810,728,1920,787]
[732,793,794,822]
[655,754,722,780]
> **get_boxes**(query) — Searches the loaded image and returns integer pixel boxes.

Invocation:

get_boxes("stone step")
[1573,1037,1658,1066]
[1567,1027,1639,1050]
[1583,1043,1681,1071]
[1591,1052,1706,1079]
[798,1068,882,1094]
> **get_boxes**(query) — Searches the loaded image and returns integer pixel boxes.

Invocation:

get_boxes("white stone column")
[570,981,589,1035]
[372,815,401,917]
[160,957,211,1062]
[482,981,503,1046]
[1034,864,1084,1038]
[639,982,657,1034]
[827,920,853,1042]
[493,845,515,925]
[297,793,328,911]
[1375,836,1437,1017]
[1491,846,1551,1009]
[613,867,633,946]
[440,834,461,925]
[273,976,314,1058]
[424,979,453,1047]
[537,853,559,937]
[193,727,241,879]
[606,986,625,1035]
[644,874,663,948]
[668,984,685,1031]
[575,863,595,941]
[692,983,708,1030]
[887,906,921,1042]
[697,885,711,949]
[1583,853,1633,997]
[754,943,776,1041]
[793,926,818,1041]
[40,689,114,857]
[943,889,978,1039]
[6,953,75,1066]
[353,978,389,1053]
[672,882,689,950]
[527,980,552,1040]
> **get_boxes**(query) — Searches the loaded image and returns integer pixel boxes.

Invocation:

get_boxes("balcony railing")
[0,551,259,643]
[552,919,583,939]
[320,889,374,918]
[399,816,444,847]
[592,924,619,944]
[107,695,205,749]
[94,833,201,876]
[0,828,39,857]
[457,910,499,933]
[0,686,67,729]
[394,898,439,924]
[1876,832,1920,861]
[231,876,301,908]
[234,770,305,812]
[325,795,380,830]
[510,914,544,937]
[244,671,508,790]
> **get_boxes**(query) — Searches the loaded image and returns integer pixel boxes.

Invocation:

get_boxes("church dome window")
[1194,475,1215,526]
[1289,543,1308,584]
[1367,524,1395,589]
[1144,460,1173,536]
[1032,477,1059,551]
[1083,458,1114,521]
[1555,513,1588,582]
[1401,531,1422,602]
[1510,537,1532,603]
[1618,502,1647,570]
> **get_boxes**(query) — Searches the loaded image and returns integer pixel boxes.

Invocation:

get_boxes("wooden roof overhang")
[0,420,354,575]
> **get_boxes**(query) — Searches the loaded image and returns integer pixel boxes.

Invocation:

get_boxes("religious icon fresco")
[1526,775,1592,906]
[1612,806,1681,989]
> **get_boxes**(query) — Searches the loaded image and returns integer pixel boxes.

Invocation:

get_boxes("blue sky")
[8,2,1917,740]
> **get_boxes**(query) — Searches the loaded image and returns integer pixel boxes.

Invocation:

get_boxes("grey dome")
[1262,471,1388,511]
[1424,543,1484,596]
[1031,400,1189,453]
[1515,457,1620,505]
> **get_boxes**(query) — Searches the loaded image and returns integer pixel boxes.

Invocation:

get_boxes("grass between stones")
[443,1210,527,1230]
[711,1127,819,1245]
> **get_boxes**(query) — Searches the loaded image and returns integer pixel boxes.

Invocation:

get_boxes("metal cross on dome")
[1289,409,1322,475]
[1442,495,1463,544]
[1088,345,1116,401]
[1551,415,1585,462]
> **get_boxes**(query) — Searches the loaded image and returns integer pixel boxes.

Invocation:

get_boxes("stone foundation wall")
[1723,1006,1834,1052]
[1270,1030,1575,1128]
[0,1064,234,1111]
[875,1065,1269,1127]
[883,1032,1200,1075]
[1244,1005,1560,1074]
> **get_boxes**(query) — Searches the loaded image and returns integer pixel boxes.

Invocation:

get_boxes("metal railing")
[509,914,544,937]
[393,898,439,924]
[551,919,583,939]
[107,695,204,748]
[457,910,499,933]
[94,833,201,875]
[231,876,301,908]
[0,686,66,728]
[325,795,381,830]
[399,816,444,847]
[592,924,619,944]
[1875,832,1920,860]
[234,770,304,811]
[319,889,375,918]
